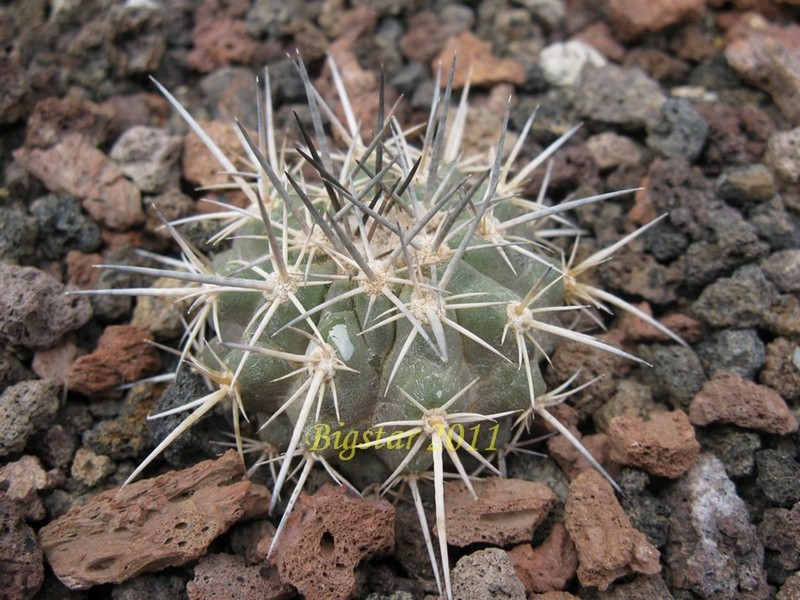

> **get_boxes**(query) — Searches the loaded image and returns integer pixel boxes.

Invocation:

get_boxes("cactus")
[90,56,683,599]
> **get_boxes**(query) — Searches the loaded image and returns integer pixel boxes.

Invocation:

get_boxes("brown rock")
[530,593,579,600]
[508,524,578,593]
[548,432,620,482]
[0,55,30,124]
[270,484,394,600]
[70,448,115,487]
[0,455,59,521]
[400,11,448,63]
[778,571,800,600]
[187,553,294,600]
[0,493,44,600]
[433,31,525,89]
[575,21,626,62]
[182,120,243,189]
[689,371,799,435]
[13,134,144,230]
[760,337,800,403]
[39,450,270,590]
[565,470,661,590]
[607,0,706,43]
[32,337,84,382]
[24,97,111,149]
[616,302,703,345]
[67,325,161,397]
[439,477,558,547]
[187,19,256,73]
[608,410,700,478]
[65,250,103,290]
[0,263,93,351]
[725,15,800,124]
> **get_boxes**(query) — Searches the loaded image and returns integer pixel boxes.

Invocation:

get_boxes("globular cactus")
[93,56,683,599]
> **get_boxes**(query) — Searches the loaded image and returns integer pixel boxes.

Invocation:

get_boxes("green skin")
[211,208,564,487]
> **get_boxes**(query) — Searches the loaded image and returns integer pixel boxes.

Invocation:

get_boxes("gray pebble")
[646,98,708,162]
[450,548,526,600]
[637,344,707,409]
[756,449,800,508]
[696,328,765,379]
[0,379,61,457]
[762,249,800,293]
[30,194,102,259]
[698,426,761,479]
[0,263,93,351]
[575,65,666,130]
[692,263,778,329]
[110,126,182,194]
[0,205,38,263]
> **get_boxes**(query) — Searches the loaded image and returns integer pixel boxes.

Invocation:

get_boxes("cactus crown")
[90,55,683,599]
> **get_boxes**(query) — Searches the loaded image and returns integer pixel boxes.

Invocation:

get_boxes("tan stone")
[689,371,799,435]
[439,477,558,547]
[608,410,700,478]
[433,31,525,89]
[508,523,578,593]
[565,470,661,590]
[270,483,394,600]
[39,450,270,589]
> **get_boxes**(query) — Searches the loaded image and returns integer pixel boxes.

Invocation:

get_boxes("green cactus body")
[94,58,682,600]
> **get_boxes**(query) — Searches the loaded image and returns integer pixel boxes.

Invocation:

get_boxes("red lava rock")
[24,96,111,148]
[319,36,399,141]
[65,250,103,290]
[32,337,84,382]
[607,0,706,43]
[439,477,558,547]
[565,470,661,590]
[608,410,700,478]
[508,523,578,593]
[0,263,93,350]
[0,455,61,521]
[187,552,294,600]
[399,11,449,63]
[39,450,270,590]
[182,120,244,189]
[67,325,161,397]
[13,134,144,230]
[616,302,704,345]
[689,371,799,435]
[187,19,256,73]
[269,483,395,600]
[725,14,800,124]
[575,21,626,62]
[433,31,525,89]
[0,493,44,600]
[548,432,621,482]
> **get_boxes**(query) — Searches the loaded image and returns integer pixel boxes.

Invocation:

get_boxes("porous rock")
[607,0,705,42]
[0,493,44,600]
[186,552,294,600]
[765,126,800,182]
[439,477,558,547]
[608,410,699,478]
[0,379,61,458]
[67,325,161,397]
[760,337,800,403]
[13,134,144,231]
[0,455,58,521]
[450,548,526,600]
[39,450,270,590]
[689,371,798,435]
[433,31,525,89]
[508,523,577,593]
[564,470,660,590]
[666,453,769,599]
[758,504,800,572]
[0,263,92,351]
[109,125,182,194]
[269,483,394,600]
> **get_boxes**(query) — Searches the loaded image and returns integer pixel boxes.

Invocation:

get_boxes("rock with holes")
[269,483,395,600]
[38,450,270,589]
[439,477,558,547]
[187,553,294,600]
